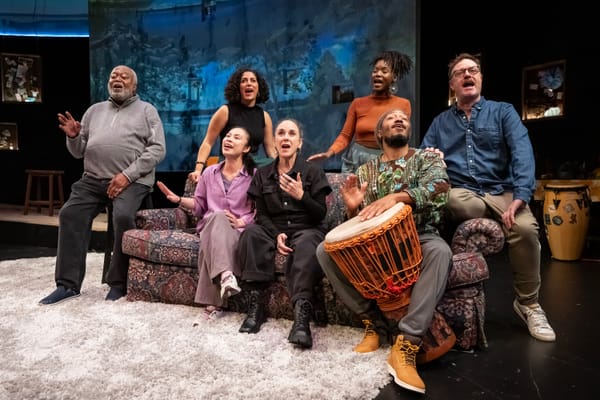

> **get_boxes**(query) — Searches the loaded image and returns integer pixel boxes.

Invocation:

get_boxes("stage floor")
[0,203,599,399]
[0,203,108,250]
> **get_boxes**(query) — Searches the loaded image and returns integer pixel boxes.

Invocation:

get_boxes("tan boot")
[353,319,380,353]
[386,335,425,394]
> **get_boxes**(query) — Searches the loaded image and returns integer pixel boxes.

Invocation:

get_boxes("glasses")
[450,66,480,79]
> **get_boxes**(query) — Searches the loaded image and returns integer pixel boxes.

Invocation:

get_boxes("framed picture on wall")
[1,53,43,103]
[0,122,18,150]
[522,60,565,121]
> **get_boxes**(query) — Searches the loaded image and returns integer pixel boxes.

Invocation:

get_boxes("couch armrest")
[325,172,352,230]
[450,218,505,256]
[134,207,193,231]
[447,252,490,289]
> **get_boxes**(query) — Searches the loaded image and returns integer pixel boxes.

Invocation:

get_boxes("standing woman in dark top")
[237,118,332,349]
[189,67,276,183]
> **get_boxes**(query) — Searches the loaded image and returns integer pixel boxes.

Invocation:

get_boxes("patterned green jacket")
[356,148,449,235]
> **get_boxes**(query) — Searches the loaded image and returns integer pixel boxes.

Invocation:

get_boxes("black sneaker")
[38,286,80,305]
[105,286,126,301]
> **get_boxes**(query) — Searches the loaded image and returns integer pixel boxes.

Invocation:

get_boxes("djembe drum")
[543,184,591,261]
[324,202,455,363]
[324,202,422,312]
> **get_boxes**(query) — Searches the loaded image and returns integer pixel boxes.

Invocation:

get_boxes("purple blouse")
[193,162,255,233]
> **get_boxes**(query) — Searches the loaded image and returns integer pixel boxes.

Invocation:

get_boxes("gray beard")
[109,87,133,103]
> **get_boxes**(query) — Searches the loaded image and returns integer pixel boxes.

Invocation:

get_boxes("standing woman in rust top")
[308,50,413,173]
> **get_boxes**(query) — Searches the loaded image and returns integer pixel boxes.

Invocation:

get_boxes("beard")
[383,133,410,148]
[108,86,134,103]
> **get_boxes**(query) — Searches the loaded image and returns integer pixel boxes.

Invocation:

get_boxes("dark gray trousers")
[238,224,324,304]
[55,174,150,291]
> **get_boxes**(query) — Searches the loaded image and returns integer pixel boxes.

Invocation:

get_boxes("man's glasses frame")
[450,66,480,79]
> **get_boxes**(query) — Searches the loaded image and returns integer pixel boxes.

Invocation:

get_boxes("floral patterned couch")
[122,173,505,352]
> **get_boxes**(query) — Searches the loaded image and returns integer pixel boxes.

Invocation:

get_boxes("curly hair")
[224,67,270,104]
[370,51,413,81]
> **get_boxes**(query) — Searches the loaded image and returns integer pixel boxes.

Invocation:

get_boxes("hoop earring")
[390,80,397,94]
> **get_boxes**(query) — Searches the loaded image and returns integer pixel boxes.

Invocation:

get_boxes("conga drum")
[324,202,422,312]
[543,184,591,261]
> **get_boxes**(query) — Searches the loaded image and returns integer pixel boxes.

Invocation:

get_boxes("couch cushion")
[127,258,199,306]
[122,229,199,267]
[134,207,192,230]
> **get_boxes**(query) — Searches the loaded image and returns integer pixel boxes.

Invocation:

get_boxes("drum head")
[544,184,588,191]
[325,202,406,243]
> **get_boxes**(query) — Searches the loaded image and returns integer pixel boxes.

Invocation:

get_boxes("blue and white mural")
[89,0,417,171]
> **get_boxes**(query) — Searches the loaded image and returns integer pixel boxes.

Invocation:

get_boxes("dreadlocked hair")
[371,51,413,81]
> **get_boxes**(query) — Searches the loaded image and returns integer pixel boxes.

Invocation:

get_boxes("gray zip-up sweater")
[66,95,166,187]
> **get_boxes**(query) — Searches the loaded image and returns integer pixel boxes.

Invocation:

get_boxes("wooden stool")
[24,169,65,216]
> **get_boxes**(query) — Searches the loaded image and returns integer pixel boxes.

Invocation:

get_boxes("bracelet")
[177,196,182,205]
[196,161,206,166]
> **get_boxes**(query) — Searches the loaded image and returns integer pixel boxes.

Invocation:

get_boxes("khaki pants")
[447,188,541,304]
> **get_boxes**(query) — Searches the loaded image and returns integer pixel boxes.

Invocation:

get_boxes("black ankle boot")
[239,289,266,334]
[288,298,313,348]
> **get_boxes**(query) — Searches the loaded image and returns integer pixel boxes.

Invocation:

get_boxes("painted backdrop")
[89,0,417,171]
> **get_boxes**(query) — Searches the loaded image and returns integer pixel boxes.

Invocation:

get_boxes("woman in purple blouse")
[157,127,256,320]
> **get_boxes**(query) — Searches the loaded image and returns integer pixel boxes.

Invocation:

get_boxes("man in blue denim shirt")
[421,53,555,342]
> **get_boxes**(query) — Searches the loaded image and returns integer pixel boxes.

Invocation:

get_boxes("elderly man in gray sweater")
[39,65,166,305]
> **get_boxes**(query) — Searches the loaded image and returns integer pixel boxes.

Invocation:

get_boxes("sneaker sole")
[386,363,425,394]
[38,292,81,306]
[512,301,556,342]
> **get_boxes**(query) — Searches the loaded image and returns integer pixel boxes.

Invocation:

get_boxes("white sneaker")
[513,300,556,342]
[220,273,241,300]
[202,306,224,321]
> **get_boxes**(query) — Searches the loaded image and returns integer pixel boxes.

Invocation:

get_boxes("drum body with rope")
[324,202,456,363]
[323,202,422,312]
[543,184,591,261]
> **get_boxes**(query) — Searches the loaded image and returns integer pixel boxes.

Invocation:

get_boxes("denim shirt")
[421,97,536,203]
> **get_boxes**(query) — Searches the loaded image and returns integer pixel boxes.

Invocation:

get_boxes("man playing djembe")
[316,109,451,394]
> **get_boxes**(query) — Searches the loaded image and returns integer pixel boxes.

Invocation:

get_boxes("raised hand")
[340,174,367,213]
[57,111,81,138]
[156,181,179,204]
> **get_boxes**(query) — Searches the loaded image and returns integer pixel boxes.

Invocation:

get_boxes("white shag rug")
[0,253,391,400]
